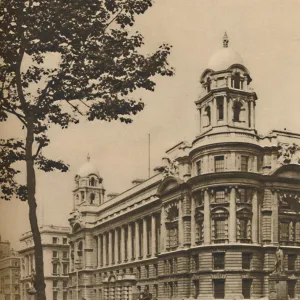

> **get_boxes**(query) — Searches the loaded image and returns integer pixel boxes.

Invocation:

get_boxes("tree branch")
[66,100,84,116]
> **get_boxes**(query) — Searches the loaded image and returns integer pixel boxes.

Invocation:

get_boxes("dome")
[207,47,244,71]
[76,155,100,178]
[207,32,244,71]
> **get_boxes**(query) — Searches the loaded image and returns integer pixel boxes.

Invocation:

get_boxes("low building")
[67,34,300,300]
[19,225,70,300]
[0,252,21,300]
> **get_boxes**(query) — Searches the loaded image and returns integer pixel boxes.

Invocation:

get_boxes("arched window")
[90,177,96,186]
[233,102,242,122]
[90,193,95,204]
[232,72,241,89]
[217,98,224,120]
[165,204,179,250]
[204,106,211,126]
[206,77,211,92]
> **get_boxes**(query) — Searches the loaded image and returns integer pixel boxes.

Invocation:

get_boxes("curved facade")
[68,34,300,300]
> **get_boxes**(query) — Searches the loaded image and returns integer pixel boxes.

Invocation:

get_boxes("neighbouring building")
[68,33,300,300]
[0,236,11,260]
[19,225,70,300]
[0,249,21,300]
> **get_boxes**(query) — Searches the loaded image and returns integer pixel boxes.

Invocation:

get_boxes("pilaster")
[229,187,237,243]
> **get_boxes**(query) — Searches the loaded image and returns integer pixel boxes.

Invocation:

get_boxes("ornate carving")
[162,157,179,177]
[274,246,284,274]
[277,142,300,165]
[278,191,300,209]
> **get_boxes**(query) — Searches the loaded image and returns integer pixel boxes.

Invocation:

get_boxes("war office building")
[68,34,300,300]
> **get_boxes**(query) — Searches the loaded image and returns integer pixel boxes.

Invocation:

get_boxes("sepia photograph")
[1,1,300,300]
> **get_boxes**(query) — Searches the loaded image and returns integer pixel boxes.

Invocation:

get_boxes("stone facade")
[19,225,69,300]
[68,34,300,300]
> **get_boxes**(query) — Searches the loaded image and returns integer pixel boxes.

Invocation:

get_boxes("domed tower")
[73,154,105,209]
[197,32,257,135]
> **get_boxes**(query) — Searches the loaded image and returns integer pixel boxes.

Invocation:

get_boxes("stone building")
[0,236,11,260]
[68,33,300,300]
[0,251,21,300]
[19,225,69,300]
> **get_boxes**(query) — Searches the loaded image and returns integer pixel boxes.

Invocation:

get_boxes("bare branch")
[66,100,84,116]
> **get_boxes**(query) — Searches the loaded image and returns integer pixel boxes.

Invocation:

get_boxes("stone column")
[128,224,132,261]
[135,221,140,259]
[199,107,202,134]
[121,226,125,262]
[204,189,211,244]
[252,189,258,243]
[190,195,196,246]
[98,235,101,267]
[103,233,107,266]
[114,229,119,263]
[224,96,228,124]
[178,199,184,248]
[212,97,216,126]
[143,218,148,258]
[108,231,112,265]
[250,101,255,129]
[151,215,156,257]
[229,187,237,243]
[160,206,166,252]
[272,190,279,245]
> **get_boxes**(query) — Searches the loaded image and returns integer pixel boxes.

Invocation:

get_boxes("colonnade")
[97,214,160,267]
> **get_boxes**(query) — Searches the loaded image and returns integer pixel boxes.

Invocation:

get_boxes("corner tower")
[73,154,105,210]
[196,32,257,135]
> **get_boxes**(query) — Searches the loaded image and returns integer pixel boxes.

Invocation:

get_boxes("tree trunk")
[26,117,46,300]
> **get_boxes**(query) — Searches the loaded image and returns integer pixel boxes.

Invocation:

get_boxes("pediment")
[157,176,184,195]
[270,164,300,179]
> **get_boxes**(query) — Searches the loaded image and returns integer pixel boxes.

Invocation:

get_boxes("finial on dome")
[223,32,229,48]
[87,153,90,162]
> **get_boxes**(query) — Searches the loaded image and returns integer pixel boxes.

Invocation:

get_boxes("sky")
[1,0,300,249]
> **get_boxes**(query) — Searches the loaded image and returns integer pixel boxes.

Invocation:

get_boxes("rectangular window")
[145,265,149,278]
[215,156,225,172]
[154,285,158,297]
[136,267,141,279]
[62,251,68,259]
[193,255,199,270]
[63,281,67,288]
[53,264,58,275]
[193,280,200,298]
[280,222,289,241]
[288,254,296,271]
[63,264,68,275]
[153,264,158,276]
[52,237,58,244]
[288,281,296,299]
[239,219,248,239]
[196,160,201,175]
[215,190,225,203]
[215,219,226,240]
[213,279,225,299]
[241,156,249,172]
[242,253,252,270]
[213,252,225,270]
[242,279,252,299]
[53,280,58,288]
[63,238,68,245]
[169,259,174,274]
[53,291,58,300]
[52,251,58,258]
[63,292,68,300]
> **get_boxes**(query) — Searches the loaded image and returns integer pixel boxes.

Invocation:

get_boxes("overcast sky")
[1,0,300,249]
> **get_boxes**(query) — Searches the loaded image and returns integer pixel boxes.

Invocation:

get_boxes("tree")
[0,1,174,299]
